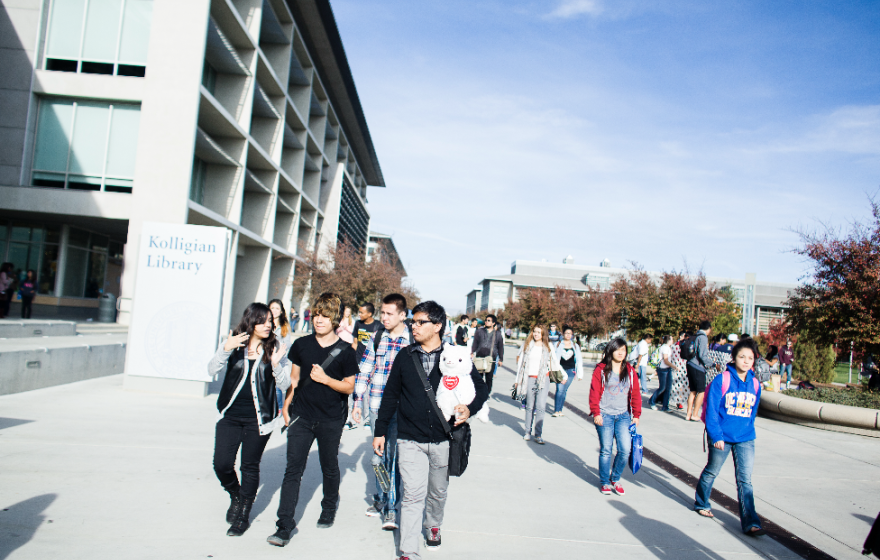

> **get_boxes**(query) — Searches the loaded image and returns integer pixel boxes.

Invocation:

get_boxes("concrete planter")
[759,391,880,437]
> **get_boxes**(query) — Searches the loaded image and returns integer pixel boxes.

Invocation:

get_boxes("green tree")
[793,340,836,383]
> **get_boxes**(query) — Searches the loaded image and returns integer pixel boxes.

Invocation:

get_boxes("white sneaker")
[523,434,531,441]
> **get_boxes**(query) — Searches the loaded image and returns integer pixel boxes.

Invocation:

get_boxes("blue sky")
[332,0,880,312]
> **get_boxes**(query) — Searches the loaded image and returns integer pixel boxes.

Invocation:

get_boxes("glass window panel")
[105,105,140,178]
[45,226,61,244]
[82,0,123,62]
[68,102,110,175]
[62,247,89,297]
[31,228,44,245]
[0,222,7,242]
[32,171,67,188]
[39,244,60,295]
[11,224,32,242]
[118,0,153,64]
[7,242,36,285]
[45,0,87,59]
[34,100,74,172]
[68,228,90,248]
[90,234,109,250]
[85,251,107,298]
[68,175,102,190]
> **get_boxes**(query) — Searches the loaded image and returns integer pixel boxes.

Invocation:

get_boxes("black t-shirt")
[558,345,576,370]
[225,359,257,418]
[289,336,359,421]
[354,319,382,345]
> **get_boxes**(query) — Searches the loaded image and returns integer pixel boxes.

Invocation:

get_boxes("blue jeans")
[369,410,400,514]
[554,368,577,412]
[649,368,672,410]
[695,439,761,533]
[780,364,792,384]
[595,412,632,486]
[276,388,284,411]
[637,366,648,393]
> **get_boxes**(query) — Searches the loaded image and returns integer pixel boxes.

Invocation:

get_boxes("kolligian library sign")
[126,222,229,386]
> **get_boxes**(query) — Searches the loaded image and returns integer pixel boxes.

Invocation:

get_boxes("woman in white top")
[269,299,294,414]
[336,306,355,343]
[649,335,675,411]
[514,325,560,444]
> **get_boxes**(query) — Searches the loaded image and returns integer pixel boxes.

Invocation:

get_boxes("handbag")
[473,330,497,373]
[410,352,470,477]
[549,369,565,384]
[629,423,643,474]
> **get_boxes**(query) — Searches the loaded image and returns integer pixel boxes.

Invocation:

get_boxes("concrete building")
[0,0,383,329]
[469,258,799,335]
[365,231,406,276]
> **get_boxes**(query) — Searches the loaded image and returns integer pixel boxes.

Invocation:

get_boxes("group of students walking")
[209,292,485,559]
[210,301,766,558]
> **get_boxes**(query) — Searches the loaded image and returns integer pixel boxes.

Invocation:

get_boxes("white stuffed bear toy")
[436,343,490,423]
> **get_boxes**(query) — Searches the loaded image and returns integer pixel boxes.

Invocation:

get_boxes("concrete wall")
[0,320,76,338]
[0,340,126,395]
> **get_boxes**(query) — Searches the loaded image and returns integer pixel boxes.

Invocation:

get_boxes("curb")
[759,391,880,437]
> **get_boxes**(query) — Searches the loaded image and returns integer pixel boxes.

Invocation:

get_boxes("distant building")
[469,258,799,335]
[366,231,406,276]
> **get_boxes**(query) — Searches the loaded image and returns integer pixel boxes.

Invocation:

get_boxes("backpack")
[648,347,662,369]
[626,345,640,364]
[679,333,704,361]
[700,370,760,424]
[754,357,771,382]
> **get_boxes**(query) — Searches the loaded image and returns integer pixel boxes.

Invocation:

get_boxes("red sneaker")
[426,527,441,549]
[599,484,612,495]
[612,482,625,496]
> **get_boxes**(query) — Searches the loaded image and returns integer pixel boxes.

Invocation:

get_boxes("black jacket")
[472,327,504,360]
[375,345,489,444]
[454,324,468,346]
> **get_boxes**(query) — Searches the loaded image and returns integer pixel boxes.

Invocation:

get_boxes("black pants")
[213,415,271,500]
[276,415,345,530]
[21,296,33,319]
[0,292,11,318]
[481,365,495,395]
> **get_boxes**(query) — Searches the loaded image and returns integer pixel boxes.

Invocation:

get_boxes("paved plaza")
[0,351,877,560]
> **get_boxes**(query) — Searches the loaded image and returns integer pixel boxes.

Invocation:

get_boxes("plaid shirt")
[355,329,411,413]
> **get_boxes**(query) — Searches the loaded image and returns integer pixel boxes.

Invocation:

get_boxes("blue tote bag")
[629,423,643,474]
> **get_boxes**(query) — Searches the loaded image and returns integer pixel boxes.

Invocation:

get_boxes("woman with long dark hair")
[209,303,291,537]
[269,298,294,413]
[552,325,583,417]
[694,338,765,536]
[588,337,641,496]
[514,324,560,444]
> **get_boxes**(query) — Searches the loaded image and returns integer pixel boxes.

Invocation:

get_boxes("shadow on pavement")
[0,494,56,560]
[610,501,727,560]
[0,418,33,431]
[855,513,876,525]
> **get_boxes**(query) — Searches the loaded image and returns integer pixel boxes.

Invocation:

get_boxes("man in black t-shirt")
[268,293,359,547]
[353,302,382,350]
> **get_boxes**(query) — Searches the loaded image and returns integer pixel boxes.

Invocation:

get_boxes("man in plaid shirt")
[352,293,410,531]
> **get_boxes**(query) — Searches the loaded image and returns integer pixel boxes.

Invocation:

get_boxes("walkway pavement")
[0,351,875,559]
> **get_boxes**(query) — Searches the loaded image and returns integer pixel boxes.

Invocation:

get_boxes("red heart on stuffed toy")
[442,376,459,390]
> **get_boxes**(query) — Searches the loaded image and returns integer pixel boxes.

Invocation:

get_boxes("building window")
[44,0,153,77]
[62,227,111,298]
[32,98,140,193]
[337,178,369,251]
[189,157,207,204]
[0,222,62,296]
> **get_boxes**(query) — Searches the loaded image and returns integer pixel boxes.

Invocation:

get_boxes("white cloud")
[547,0,603,19]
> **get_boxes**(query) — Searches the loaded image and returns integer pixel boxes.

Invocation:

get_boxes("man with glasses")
[470,314,504,395]
[373,301,488,560]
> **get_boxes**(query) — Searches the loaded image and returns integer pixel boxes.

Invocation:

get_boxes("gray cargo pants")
[397,439,450,560]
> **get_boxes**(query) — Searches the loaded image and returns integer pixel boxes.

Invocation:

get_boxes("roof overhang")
[286,0,385,187]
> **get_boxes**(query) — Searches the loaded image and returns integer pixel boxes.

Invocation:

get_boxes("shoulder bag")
[473,330,497,373]
[410,351,471,477]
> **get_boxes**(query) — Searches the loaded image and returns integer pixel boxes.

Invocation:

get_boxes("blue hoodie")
[705,365,762,444]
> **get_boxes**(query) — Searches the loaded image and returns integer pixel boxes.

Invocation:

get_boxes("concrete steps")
[0,320,128,395]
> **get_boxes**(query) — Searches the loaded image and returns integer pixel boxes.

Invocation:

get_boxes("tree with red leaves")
[786,200,880,354]
[503,285,618,340]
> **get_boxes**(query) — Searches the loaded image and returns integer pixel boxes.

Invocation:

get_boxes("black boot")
[226,490,242,524]
[227,496,254,536]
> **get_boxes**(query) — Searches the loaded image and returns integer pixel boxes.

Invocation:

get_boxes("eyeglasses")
[411,319,435,327]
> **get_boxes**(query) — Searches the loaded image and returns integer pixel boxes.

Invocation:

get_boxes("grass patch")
[780,386,880,410]
[833,362,858,384]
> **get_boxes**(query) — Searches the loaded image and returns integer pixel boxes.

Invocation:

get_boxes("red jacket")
[589,362,642,418]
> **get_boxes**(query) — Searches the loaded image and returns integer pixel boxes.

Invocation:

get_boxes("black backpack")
[680,333,703,361]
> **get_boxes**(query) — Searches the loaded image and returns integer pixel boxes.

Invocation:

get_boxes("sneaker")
[382,510,398,531]
[612,482,625,496]
[317,509,336,529]
[267,527,293,547]
[677,403,684,409]
[599,484,612,495]
[365,504,382,517]
[523,434,531,441]
[550,412,560,418]
[557,411,565,417]
[344,422,357,430]
[534,437,545,445]
[397,557,411,560]
[651,404,661,411]
[425,527,441,549]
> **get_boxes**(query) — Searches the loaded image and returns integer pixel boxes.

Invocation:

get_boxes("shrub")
[781,387,880,410]
[793,340,836,383]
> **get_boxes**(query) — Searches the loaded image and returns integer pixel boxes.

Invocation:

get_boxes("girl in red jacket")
[589,337,642,496]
